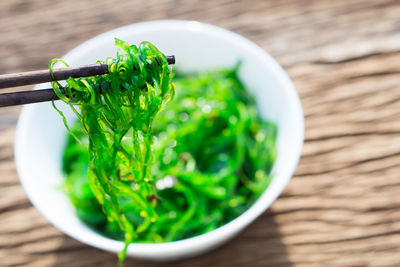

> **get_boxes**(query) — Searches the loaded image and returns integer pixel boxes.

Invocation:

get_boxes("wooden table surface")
[1,0,400,266]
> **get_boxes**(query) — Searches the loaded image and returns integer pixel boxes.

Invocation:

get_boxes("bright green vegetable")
[51,39,174,261]
[54,40,277,263]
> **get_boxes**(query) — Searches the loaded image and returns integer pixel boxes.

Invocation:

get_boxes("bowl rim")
[15,19,304,258]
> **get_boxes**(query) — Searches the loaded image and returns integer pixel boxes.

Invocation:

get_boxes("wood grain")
[1,0,400,266]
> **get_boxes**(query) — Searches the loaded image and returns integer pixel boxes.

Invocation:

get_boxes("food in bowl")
[53,39,276,262]
[51,39,174,261]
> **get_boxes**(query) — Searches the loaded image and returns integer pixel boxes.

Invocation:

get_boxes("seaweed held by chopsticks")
[60,58,277,261]
[50,38,175,261]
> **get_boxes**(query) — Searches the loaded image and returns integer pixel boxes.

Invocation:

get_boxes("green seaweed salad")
[52,39,277,262]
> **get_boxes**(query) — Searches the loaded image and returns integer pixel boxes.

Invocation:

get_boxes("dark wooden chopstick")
[0,55,175,107]
[0,89,60,106]
[0,64,108,89]
[0,56,175,89]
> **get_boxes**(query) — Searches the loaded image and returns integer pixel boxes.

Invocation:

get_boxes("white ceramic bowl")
[15,20,304,261]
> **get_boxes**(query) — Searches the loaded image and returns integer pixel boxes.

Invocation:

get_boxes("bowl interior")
[15,20,303,260]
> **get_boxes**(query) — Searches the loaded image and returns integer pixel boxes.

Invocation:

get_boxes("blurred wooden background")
[1,0,400,266]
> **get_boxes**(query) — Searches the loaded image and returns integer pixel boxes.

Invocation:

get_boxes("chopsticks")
[0,56,175,107]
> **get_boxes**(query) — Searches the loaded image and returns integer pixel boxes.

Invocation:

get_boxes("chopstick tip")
[167,55,175,65]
